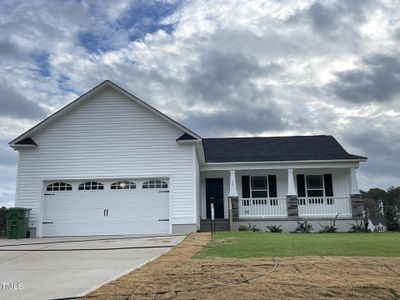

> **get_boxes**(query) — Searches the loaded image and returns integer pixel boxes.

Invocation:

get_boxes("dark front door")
[206,178,224,219]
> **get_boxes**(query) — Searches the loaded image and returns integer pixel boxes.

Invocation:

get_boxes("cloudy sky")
[1,0,400,207]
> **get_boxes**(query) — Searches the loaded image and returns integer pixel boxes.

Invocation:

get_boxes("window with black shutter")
[297,174,334,198]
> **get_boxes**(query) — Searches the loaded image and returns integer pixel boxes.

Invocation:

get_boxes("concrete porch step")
[199,219,230,232]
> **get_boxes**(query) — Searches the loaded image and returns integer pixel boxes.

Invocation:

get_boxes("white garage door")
[42,179,169,236]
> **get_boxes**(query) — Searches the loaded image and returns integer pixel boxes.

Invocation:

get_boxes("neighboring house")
[9,81,367,237]
[368,217,387,232]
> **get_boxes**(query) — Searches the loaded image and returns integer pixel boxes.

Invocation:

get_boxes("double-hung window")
[297,174,334,205]
[306,175,324,197]
[250,176,268,198]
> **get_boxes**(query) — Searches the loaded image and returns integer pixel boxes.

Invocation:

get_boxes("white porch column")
[287,168,297,196]
[350,168,362,218]
[228,170,238,197]
[228,170,239,229]
[350,168,360,194]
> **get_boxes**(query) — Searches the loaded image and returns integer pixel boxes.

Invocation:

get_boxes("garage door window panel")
[111,181,136,190]
[47,182,72,191]
[142,179,168,189]
[78,181,104,190]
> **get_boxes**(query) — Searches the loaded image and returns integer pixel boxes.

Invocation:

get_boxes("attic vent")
[176,133,197,141]
[15,137,37,146]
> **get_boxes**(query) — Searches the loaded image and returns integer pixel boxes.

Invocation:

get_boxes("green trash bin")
[0,207,6,237]
[6,208,31,239]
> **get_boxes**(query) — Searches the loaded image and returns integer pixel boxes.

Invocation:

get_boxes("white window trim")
[305,175,325,197]
[250,176,269,198]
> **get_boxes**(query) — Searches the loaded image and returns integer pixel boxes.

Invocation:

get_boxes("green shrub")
[295,221,313,233]
[349,219,369,232]
[266,225,283,233]
[248,223,261,232]
[238,224,249,231]
[384,207,400,231]
[319,213,339,233]
[319,224,338,233]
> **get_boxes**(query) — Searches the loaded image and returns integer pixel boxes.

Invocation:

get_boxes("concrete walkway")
[0,235,185,300]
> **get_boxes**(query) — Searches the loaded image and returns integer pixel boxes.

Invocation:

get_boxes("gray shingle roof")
[369,217,387,226]
[202,135,366,163]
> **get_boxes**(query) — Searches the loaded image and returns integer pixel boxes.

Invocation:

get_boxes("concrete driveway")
[0,235,185,300]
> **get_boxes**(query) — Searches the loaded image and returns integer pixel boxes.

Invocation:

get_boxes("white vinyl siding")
[15,86,197,232]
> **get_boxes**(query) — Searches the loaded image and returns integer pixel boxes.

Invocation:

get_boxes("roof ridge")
[203,135,330,140]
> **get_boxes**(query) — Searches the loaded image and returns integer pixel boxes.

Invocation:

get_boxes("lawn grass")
[196,232,400,258]
[87,233,400,299]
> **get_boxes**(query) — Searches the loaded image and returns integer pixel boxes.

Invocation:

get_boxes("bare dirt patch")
[85,233,400,299]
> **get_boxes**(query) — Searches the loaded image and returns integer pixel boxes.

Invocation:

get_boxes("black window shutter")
[323,174,333,197]
[268,175,277,197]
[296,174,306,197]
[242,176,250,198]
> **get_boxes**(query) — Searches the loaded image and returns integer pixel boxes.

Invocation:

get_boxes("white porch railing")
[239,197,287,218]
[238,196,352,218]
[298,196,351,217]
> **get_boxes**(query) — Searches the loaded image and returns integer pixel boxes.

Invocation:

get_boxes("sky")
[1,0,400,207]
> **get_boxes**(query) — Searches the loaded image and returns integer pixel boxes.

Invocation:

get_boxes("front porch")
[199,165,363,231]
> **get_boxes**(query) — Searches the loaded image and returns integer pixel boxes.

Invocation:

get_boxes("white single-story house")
[9,81,367,237]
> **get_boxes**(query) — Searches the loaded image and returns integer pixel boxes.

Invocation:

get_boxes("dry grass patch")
[85,233,400,299]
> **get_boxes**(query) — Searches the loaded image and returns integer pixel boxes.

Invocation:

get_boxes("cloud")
[330,54,400,103]
[0,39,27,61]
[184,101,286,137]
[287,0,374,43]
[184,50,279,104]
[0,83,46,119]
[0,162,17,208]
[75,0,181,53]
[0,141,17,166]
[0,0,399,195]
[339,115,400,190]
[307,1,371,30]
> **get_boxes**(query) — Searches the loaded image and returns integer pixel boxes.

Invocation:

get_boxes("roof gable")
[14,137,38,147]
[176,133,197,142]
[202,135,367,163]
[9,80,201,148]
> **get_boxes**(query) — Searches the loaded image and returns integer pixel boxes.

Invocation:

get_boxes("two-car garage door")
[42,179,169,236]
